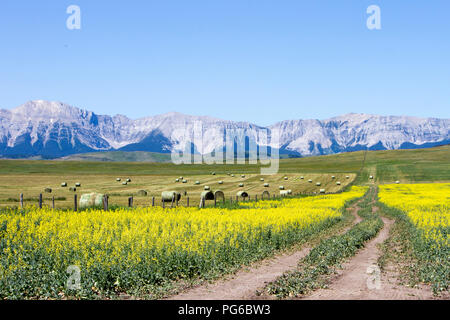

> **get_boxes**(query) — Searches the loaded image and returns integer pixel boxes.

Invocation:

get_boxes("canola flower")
[0,186,366,299]
[379,183,449,248]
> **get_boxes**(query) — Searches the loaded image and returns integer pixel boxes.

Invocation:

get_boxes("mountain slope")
[0,100,448,159]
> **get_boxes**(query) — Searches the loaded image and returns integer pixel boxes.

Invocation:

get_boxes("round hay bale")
[179,176,183,180]
[241,175,245,178]
[231,174,235,177]
[284,177,288,180]
[261,190,270,199]
[264,183,269,187]
[218,181,223,184]
[161,191,181,202]
[214,190,225,202]
[331,176,335,179]
[370,176,374,179]
[260,178,264,181]
[175,178,180,182]
[300,176,304,179]
[116,178,121,182]
[126,178,131,182]
[239,183,244,187]
[204,186,210,191]
[336,181,341,185]
[237,191,248,198]
[395,181,400,184]
[122,182,127,185]
[79,193,104,209]
[195,181,200,185]
[320,189,326,194]
[280,190,289,196]
[308,179,312,183]
[316,182,321,186]
[61,182,67,187]
[44,188,52,193]
[211,172,216,175]
[287,189,292,195]
[279,186,285,190]
[201,190,214,201]
[69,187,77,192]
[346,176,350,179]
[182,179,187,183]
[137,190,148,196]
[75,183,81,187]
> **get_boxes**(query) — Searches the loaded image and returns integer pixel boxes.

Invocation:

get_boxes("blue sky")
[0,1,449,125]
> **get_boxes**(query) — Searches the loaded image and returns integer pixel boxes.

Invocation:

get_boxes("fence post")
[162,199,165,209]
[255,195,258,202]
[171,195,174,208]
[152,197,155,207]
[187,197,189,207]
[230,197,232,205]
[39,193,43,209]
[214,196,217,207]
[128,196,133,208]
[52,196,55,209]
[20,193,23,208]
[74,194,78,212]
[176,196,179,207]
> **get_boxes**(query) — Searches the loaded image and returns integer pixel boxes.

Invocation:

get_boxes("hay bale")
[75,183,81,187]
[126,178,131,182]
[237,191,248,198]
[336,181,341,185]
[175,178,180,182]
[239,183,244,187]
[316,182,321,186]
[79,193,104,209]
[218,181,223,184]
[195,181,200,185]
[260,178,264,181]
[300,176,304,179]
[182,179,187,183]
[287,190,292,195]
[241,175,245,178]
[69,187,77,192]
[211,172,216,175]
[137,190,148,196]
[204,186,210,191]
[231,174,235,177]
[346,176,350,179]
[308,179,312,183]
[122,182,127,185]
[280,190,289,196]
[179,176,184,180]
[201,190,214,201]
[279,186,285,190]
[395,181,400,184]
[264,183,269,187]
[214,190,225,201]
[161,191,181,202]
[370,176,374,179]
[331,176,335,179]
[284,177,288,180]
[116,178,121,182]
[61,182,67,187]
[320,189,326,193]
[44,188,52,193]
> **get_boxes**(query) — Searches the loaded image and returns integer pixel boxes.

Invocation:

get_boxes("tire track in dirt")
[166,201,364,300]
[300,213,443,300]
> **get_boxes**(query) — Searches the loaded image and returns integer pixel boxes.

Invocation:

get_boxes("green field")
[0,145,448,209]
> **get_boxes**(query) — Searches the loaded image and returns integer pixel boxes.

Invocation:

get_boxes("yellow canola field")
[379,183,450,248]
[0,186,366,297]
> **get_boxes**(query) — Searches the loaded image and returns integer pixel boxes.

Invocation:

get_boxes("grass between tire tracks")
[264,188,384,298]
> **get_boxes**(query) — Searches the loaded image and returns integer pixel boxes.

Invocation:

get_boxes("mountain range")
[0,100,448,159]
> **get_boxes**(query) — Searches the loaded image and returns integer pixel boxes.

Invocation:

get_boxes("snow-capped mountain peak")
[0,100,448,159]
